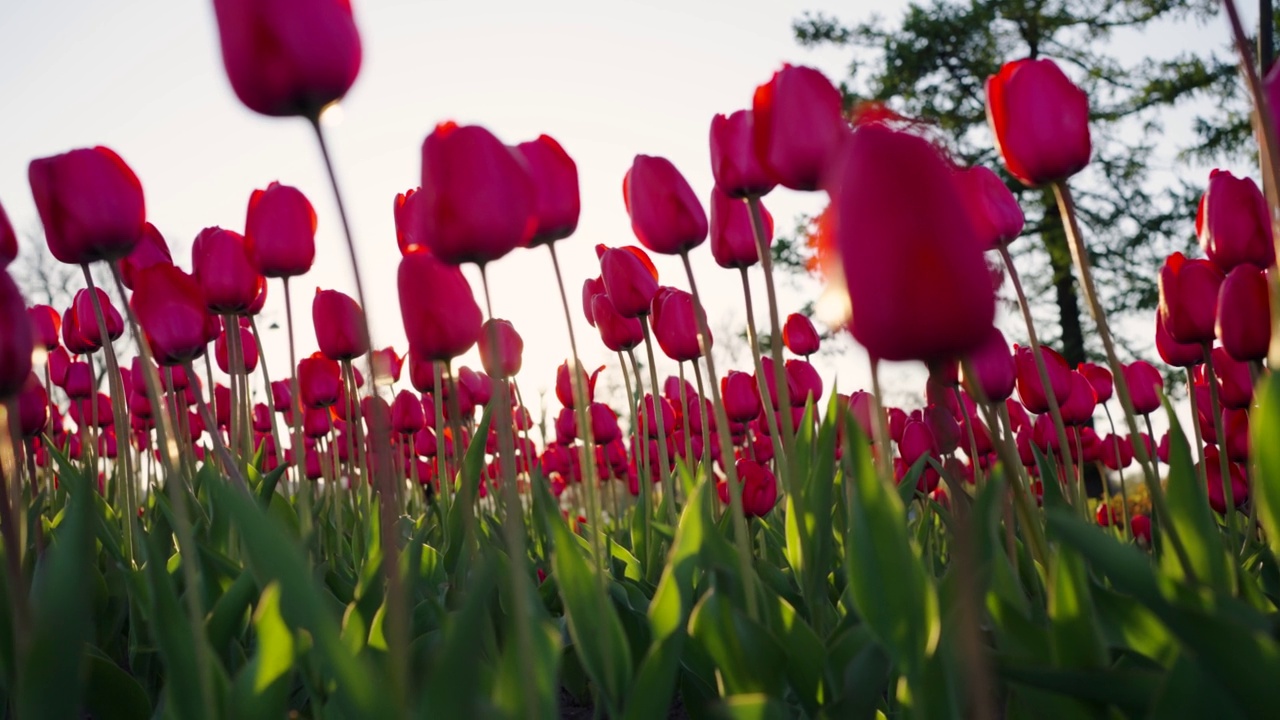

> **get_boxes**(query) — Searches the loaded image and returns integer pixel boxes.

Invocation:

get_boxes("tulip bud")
[131,264,211,366]
[478,319,523,378]
[899,420,936,467]
[246,182,317,278]
[516,135,580,246]
[1077,362,1113,404]
[313,289,368,361]
[419,123,535,265]
[120,223,173,290]
[1224,407,1249,463]
[751,65,847,191]
[709,110,777,198]
[1101,434,1133,471]
[710,185,771,269]
[215,324,259,374]
[1202,446,1249,515]
[1122,361,1164,416]
[1211,346,1253,410]
[61,305,98,355]
[193,227,263,315]
[1058,371,1097,426]
[72,287,124,347]
[298,352,342,408]
[721,370,761,423]
[957,166,1024,249]
[26,305,61,351]
[17,374,48,437]
[28,146,146,264]
[782,313,820,356]
[589,403,621,445]
[961,327,1016,402]
[785,359,822,407]
[637,394,675,439]
[591,294,643,352]
[1013,344,1073,415]
[728,458,779,517]
[985,58,1091,186]
[398,250,483,361]
[650,288,703,362]
[1155,308,1203,367]
[556,362,601,408]
[1217,264,1271,362]
[1158,252,1223,345]
[1196,170,1274,271]
[623,155,707,255]
[0,272,33,399]
[600,245,660,318]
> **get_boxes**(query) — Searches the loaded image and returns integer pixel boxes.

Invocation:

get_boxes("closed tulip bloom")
[1158,252,1223,345]
[419,122,535,266]
[732,458,779,517]
[1211,346,1253,410]
[17,375,48,437]
[72,287,124,346]
[650,287,704,362]
[64,362,94,399]
[28,146,146,264]
[26,305,62,351]
[131,264,210,366]
[312,289,368,361]
[193,227,263,315]
[1202,446,1249,515]
[710,185,771,269]
[709,109,777,198]
[957,166,1024,249]
[478,319,523,378]
[212,0,361,118]
[271,380,292,411]
[582,276,606,326]
[0,200,15,267]
[831,123,994,362]
[303,406,333,438]
[298,352,342,408]
[215,324,260,374]
[119,223,173,290]
[1217,265,1271,362]
[1223,407,1250,463]
[1077,362,1113,404]
[1196,170,1274,271]
[752,64,847,191]
[985,58,1091,186]
[782,313,820,356]
[590,403,621,445]
[246,182,317,278]
[1122,361,1164,415]
[600,245,660,318]
[721,370,761,422]
[393,188,425,256]
[1101,434,1133,471]
[61,306,97,355]
[899,419,937,467]
[1014,344,1074,414]
[0,272,33,399]
[637,394,675,439]
[591,294,643,352]
[1155,309,1203,367]
[398,250,483,361]
[1059,371,1098,426]
[624,155,707,255]
[556,361,602,408]
[516,135,580,246]
[786,359,823,406]
[961,327,1016,402]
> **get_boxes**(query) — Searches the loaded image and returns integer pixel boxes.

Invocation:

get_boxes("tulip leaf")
[1158,394,1231,591]
[1250,374,1280,557]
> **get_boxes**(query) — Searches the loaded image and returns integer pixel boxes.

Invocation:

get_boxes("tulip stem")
[431,363,452,505]
[282,279,307,490]
[1101,405,1133,542]
[739,268,786,474]
[690,360,713,482]
[867,360,894,482]
[1184,370,1209,486]
[679,250,759,621]
[639,320,676,524]
[249,318,285,492]
[1202,346,1241,543]
[0,403,30,660]
[678,362,693,472]
[953,386,984,488]
[745,196,794,448]
[626,348,656,574]
[1052,182,1198,582]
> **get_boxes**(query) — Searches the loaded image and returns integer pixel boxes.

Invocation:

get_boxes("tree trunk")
[1039,193,1085,368]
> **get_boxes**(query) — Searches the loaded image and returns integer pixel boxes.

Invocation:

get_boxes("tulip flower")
[786,359,823,407]
[303,406,333,438]
[637,394,675,439]
[131,264,211,366]
[650,287,703,362]
[829,122,994,362]
[215,324,260,374]
[589,403,621,445]
[957,165,1024,249]
[599,245,660,318]
[555,362,602,408]
[0,272,33,399]
[192,227,263,315]
[28,146,146,264]
[721,370,760,423]
[398,250,483,361]
[516,135,580,246]
[1155,309,1203,367]
[985,58,1091,186]
[1210,346,1253,410]
[1077,363,1113,404]
[1058,371,1098,426]
[591,294,643,352]
[1217,264,1271,362]
[72,287,124,347]
[1013,344,1073,415]
[246,182,317,278]
[212,0,362,118]
[1122,361,1164,416]
[709,109,777,198]
[1101,434,1133,471]
[392,188,426,256]
[718,458,778,517]
[61,305,98,355]
[1158,252,1223,345]
[1202,446,1249,515]
[782,313,820,357]
[271,380,292,411]
[751,64,847,191]
[623,155,707,255]
[899,420,937,467]
[1224,407,1249,463]
[478,319,523,378]
[419,122,535,266]
[298,353,342,408]
[1196,170,1274,271]
[710,185,771,269]
[64,362,94,400]
[961,327,1016,402]
[313,289,368,361]
[0,200,14,267]
[26,306,60,353]
[119,223,174,290]
[17,374,48,437]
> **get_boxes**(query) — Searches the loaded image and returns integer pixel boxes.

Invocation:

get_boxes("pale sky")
[0,0,1246,425]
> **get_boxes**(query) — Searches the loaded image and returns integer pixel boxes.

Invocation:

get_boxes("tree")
[787,0,1257,368]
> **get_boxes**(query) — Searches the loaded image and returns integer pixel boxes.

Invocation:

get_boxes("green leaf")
[688,589,787,697]
[230,582,294,720]
[419,559,497,719]
[1047,549,1106,671]
[1251,374,1280,557]
[996,655,1160,717]
[80,648,152,720]
[1159,394,1231,591]
[711,693,791,720]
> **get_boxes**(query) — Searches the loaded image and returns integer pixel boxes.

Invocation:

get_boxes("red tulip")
[985,58,1091,186]
[61,305,98,355]
[0,200,15,267]
[390,390,425,435]
[582,276,606,327]
[303,406,333,438]
[556,362,602,408]
[1155,308,1203,367]
[64,362,93,399]
[246,182,317,278]
[830,123,994,362]
[1122,361,1164,416]
[590,403,621,445]
[271,380,292,411]
[710,185,771,269]
[650,287,703,362]
[28,146,146,265]
[709,109,777,198]
[599,245,659,318]
[899,419,937,467]
[478,319,523,378]
[516,135,580,246]
[419,122,535,265]
[193,227,263,315]
[786,359,823,407]
[298,352,342,408]
[751,64,847,191]
[1013,344,1073,415]
[957,166,1024,249]
[313,289,368,361]
[0,272,33,399]
[1158,252,1223,345]
[1130,514,1152,543]
[1202,446,1249,515]
[212,0,361,118]
[591,294,643,352]
[1210,346,1253,410]
[72,287,124,347]
[782,313,820,356]
[623,155,707,255]
[1224,407,1250,463]
[721,370,760,423]
[215,324,260,374]
[719,458,778,517]
[1077,362,1113,404]
[1217,264,1271,362]
[26,305,62,351]
[393,188,425,256]
[119,223,173,290]
[1196,170,1274,271]
[130,264,211,366]
[17,374,48,438]
[1059,371,1097,426]
[961,327,1016,402]
[398,250,483,361]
